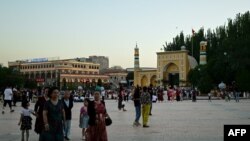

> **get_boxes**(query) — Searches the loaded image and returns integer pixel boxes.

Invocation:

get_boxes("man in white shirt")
[101,86,105,101]
[62,90,73,140]
[2,86,15,114]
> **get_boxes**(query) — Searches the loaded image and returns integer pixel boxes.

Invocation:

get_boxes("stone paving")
[0,99,250,141]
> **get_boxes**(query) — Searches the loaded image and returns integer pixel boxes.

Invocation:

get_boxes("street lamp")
[223,52,230,84]
[224,52,227,56]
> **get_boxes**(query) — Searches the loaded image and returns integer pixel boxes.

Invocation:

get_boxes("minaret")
[134,43,140,86]
[134,43,140,69]
[199,41,207,65]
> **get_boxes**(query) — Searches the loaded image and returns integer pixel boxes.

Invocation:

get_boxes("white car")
[74,96,84,102]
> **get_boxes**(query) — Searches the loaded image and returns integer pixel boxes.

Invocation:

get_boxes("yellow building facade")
[134,46,198,87]
[8,58,109,88]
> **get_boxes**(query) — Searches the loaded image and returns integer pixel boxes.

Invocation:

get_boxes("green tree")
[236,70,250,91]
[168,11,250,92]
[0,66,25,89]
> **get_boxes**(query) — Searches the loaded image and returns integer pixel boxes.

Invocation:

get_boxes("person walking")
[86,92,108,141]
[132,86,141,126]
[18,101,36,141]
[192,89,197,102]
[176,87,181,102]
[29,91,33,102]
[141,87,151,128]
[62,90,74,140]
[12,88,18,106]
[95,79,104,101]
[148,85,153,115]
[118,85,126,111]
[79,98,89,140]
[2,85,14,114]
[101,87,105,101]
[232,82,240,102]
[208,91,212,102]
[157,88,164,102]
[40,87,66,141]
[34,87,49,137]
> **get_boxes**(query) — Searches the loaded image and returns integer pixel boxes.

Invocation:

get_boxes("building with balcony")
[8,57,109,89]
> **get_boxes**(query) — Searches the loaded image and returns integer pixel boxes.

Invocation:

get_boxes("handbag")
[105,115,112,126]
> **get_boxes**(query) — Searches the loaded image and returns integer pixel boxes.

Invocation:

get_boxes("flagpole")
[192,29,194,57]
[192,35,194,57]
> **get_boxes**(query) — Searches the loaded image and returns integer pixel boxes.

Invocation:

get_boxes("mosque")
[133,41,207,87]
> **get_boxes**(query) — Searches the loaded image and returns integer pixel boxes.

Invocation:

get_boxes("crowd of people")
[1,82,249,141]
[1,85,110,141]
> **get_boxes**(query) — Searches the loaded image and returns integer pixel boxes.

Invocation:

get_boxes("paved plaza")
[0,99,250,141]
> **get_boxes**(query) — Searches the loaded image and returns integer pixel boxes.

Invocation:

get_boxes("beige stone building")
[8,58,109,88]
[134,46,198,87]
[102,66,128,88]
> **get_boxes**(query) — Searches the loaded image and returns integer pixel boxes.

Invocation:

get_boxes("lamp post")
[224,52,227,56]
[224,52,229,83]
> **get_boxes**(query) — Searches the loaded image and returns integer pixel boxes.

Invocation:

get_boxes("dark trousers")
[3,100,12,109]
[13,96,17,106]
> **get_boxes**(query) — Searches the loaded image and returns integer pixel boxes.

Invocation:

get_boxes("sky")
[0,0,249,68]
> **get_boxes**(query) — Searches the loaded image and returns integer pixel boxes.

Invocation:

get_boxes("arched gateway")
[134,45,198,87]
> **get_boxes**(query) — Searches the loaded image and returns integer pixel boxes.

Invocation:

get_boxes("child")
[79,98,90,140]
[18,101,36,141]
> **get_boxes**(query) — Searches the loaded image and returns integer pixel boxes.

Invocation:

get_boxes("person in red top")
[87,92,108,141]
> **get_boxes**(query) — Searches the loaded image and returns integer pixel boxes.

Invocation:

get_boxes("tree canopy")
[164,11,250,93]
